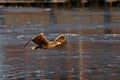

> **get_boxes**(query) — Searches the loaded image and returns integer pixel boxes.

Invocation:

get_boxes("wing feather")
[32,33,49,45]
[23,33,49,49]
[55,34,67,49]
[55,34,66,43]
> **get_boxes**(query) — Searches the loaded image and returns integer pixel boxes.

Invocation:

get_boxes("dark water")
[0,7,120,80]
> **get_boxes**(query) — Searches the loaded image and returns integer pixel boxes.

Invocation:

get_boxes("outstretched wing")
[54,34,67,49]
[23,33,49,49]
[32,33,49,45]
[55,34,66,43]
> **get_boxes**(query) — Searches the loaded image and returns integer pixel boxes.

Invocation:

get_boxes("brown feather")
[23,33,67,50]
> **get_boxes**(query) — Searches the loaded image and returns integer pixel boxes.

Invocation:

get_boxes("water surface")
[0,7,120,80]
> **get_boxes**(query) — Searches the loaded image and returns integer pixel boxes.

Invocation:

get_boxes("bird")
[23,33,67,50]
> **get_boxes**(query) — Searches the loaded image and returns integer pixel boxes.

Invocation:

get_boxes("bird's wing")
[54,34,67,49]
[23,33,49,49]
[55,34,66,43]
[32,33,49,45]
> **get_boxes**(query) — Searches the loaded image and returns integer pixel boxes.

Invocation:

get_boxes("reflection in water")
[0,16,4,25]
[2,45,26,80]
[0,7,120,80]
[0,7,4,26]
[103,7,112,34]
[49,9,57,25]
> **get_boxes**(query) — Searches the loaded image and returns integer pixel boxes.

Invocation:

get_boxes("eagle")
[23,33,67,50]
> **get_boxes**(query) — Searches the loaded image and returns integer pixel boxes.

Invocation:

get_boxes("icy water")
[0,7,120,80]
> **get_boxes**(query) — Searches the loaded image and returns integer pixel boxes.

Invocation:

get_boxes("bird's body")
[23,33,66,50]
[32,41,61,50]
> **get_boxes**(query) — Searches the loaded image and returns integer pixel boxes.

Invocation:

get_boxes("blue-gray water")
[0,7,120,80]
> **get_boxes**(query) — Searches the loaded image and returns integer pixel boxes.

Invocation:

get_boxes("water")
[0,7,120,80]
